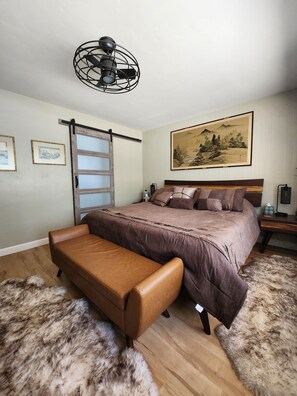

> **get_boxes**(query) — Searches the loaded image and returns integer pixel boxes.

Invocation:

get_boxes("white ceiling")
[1,0,297,131]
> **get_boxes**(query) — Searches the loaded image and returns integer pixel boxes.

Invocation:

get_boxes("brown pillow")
[193,189,201,205]
[197,198,222,211]
[168,198,194,210]
[222,188,246,212]
[150,187,173,202]
[196,189,226,211]
[171,186,197,199]
[198,188,226,200]
[153,191,173,207]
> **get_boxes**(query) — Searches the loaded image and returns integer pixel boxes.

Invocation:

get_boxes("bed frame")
[164,178,264,207]
[164,178,264,334]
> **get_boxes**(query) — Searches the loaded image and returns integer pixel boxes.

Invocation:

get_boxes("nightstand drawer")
[261,220,297,234]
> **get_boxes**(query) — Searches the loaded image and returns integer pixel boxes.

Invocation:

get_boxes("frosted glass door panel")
[71,125,113,225]
[79,174,111,189]
[77,134,109,153]
[78,155,110,171]
[80,192,111,208]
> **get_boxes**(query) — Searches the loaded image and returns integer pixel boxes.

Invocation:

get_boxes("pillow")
[193,188,201,205]
[196,189,226,211]
[168,198,194,210]
[150,186,173,202]
[197,188,226,201]
[171,186,197,199]
[153,191,173,207]
[197,198,222,211]
[222,188,246,212]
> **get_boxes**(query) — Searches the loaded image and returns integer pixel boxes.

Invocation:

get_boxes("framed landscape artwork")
[31,140,66,165]
[0,135,17,171]
[171,111,254,170]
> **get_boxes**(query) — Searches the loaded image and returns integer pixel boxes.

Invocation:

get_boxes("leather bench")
[49,224,184,347]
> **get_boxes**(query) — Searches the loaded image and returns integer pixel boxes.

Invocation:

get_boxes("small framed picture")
[31,140,66,165]
[0,135,17,171]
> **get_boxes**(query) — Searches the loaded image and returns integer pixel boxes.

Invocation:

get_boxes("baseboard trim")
[0,238,49,257]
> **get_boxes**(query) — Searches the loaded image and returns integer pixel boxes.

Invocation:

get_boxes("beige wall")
[143,90,297,249]
[1,88,297,251]
[0,89,142,249]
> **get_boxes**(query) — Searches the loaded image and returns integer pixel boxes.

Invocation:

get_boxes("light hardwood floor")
[0,244,296,395]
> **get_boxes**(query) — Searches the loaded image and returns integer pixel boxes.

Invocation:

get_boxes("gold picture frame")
[0,135,17,171]
[31,140,66,165]
[171,111,254,170]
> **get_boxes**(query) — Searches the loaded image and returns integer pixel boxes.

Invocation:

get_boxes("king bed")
[81,179,263,333]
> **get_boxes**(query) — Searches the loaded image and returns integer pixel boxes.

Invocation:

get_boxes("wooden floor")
[0,244,296,396]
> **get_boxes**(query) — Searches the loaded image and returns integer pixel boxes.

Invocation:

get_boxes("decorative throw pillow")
[153,191,173,207]
[193,189,201,205]
[196,188,226,211]
[171,186,197,200]
[222,188,246,212]
[168,198,194,210]
[150,187,173,202]
[197,198,223,211]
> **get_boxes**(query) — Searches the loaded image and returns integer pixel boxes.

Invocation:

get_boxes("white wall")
[143,89,297,249]
[0,89,142,249]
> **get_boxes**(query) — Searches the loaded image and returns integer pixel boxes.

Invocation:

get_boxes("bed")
[81,179,263,333]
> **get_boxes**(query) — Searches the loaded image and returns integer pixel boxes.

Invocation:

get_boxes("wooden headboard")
[164,179,264,207]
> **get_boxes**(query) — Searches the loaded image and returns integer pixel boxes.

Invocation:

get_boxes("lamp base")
[275,211,288,217]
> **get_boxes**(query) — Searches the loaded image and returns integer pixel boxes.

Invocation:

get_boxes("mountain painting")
[171,112,253,170]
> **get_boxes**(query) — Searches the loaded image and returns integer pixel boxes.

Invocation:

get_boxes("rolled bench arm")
[124,257,184,339]
[49,224,90,245]
[49,224,90,257]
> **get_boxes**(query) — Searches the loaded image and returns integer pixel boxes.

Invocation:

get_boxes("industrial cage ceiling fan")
[73,36,140,94]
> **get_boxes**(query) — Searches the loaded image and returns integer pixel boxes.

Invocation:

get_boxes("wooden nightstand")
[260,214,297,253]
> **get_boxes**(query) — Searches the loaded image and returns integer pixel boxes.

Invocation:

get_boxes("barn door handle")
[75,176,79,188]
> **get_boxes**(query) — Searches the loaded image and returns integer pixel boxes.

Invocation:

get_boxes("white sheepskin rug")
[0,276,159,395]
[216,255,297,396]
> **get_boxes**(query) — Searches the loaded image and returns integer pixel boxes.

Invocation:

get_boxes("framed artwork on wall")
[0,135,17,171]
[31,140,66,165]
[171,111,254,170]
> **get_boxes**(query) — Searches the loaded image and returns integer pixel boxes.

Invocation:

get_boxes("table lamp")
[275,184,291,217]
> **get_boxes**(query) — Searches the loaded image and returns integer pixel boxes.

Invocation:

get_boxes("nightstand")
[260,214,297,253]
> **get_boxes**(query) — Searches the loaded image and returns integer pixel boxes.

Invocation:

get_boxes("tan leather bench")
[49,224,184,347]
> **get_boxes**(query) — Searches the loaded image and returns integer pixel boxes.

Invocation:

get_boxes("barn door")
[70,123,114,224]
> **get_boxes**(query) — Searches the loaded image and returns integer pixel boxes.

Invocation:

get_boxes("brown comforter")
[82,200,260,328]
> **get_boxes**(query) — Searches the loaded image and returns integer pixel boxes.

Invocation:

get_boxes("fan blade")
[85,54,101,67]
[117,68,136,79]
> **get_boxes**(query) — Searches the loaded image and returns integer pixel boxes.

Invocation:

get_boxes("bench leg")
[161,309,170,318]
[125,335,134,348]
[199,309,211,335]
[57,269,62,277]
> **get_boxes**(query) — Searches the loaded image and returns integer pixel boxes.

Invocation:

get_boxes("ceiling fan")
[73,36,140,94]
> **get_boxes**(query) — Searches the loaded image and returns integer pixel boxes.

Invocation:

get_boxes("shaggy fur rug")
[216,255,297,396]
[0,276,158,396]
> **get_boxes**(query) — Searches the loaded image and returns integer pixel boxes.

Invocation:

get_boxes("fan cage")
[73,39,140,94]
